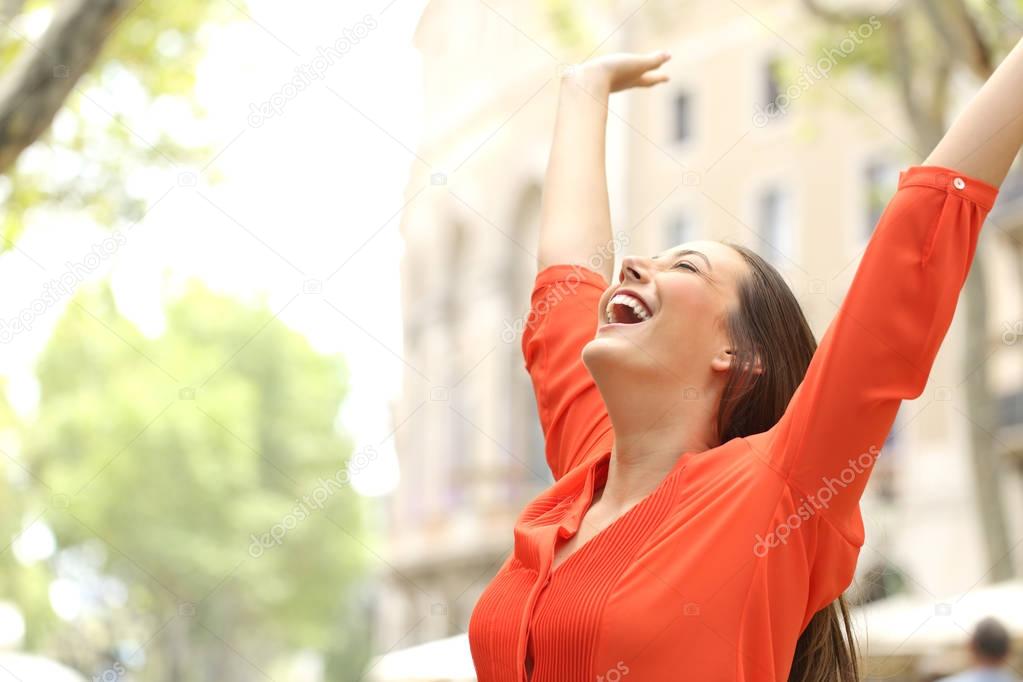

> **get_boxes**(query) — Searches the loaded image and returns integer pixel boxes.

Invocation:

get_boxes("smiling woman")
[468,40,1023,682]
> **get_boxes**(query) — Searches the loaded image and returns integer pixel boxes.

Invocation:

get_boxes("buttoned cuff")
[898,165,1000,211]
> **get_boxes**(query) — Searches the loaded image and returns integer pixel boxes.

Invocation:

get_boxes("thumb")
[638,70,670,87]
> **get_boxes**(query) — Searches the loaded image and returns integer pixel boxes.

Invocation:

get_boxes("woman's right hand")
[567,51,672,93]
[540,52,669,282]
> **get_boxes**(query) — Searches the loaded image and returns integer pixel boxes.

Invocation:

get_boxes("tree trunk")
[905,54,1017,587]
[1,0,26,22]
[962,253,1015,579]
[0,0,134,174]
[913,111,1015,581]
[803,0,1015,579]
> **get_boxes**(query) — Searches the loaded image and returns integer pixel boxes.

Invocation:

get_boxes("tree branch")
[0,0,134,175]
[919,0,994,80]
[887,11,923,143]
[1,0,27,23]
[800,0,876,26]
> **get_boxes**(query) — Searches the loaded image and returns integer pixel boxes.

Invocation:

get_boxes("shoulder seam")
[739,438,862,548]
[782,476,863,549]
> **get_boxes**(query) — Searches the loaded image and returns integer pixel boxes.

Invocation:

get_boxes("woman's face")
[583,240,751,384]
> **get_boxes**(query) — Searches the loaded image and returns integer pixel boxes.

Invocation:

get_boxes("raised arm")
[522,53,672,480]
[538,51,672,279]
[745,36,1023,612]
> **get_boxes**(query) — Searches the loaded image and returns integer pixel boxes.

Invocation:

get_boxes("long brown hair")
[717,242,860,682]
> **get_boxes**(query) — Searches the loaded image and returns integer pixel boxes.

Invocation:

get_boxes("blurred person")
[938,617,1019,682]
[468,40,1023,682]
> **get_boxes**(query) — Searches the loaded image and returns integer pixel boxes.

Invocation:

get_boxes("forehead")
[653,240,746,274]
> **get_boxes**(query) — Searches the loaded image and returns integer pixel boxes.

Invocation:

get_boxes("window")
[998,387,1023,429]
[442,222,468,510]
[665,210,694,247]
[763,57,784,119]
[501,346,551,502]
[874,408,901,503]
[864,160,900,241]
[672,92,692,142]
[517,370,548,486]
[504,185,550,497]
[443,222,466,323]
[445,377,470,510]
[756,186,794,268]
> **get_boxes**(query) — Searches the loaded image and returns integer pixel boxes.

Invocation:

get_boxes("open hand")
[570,51,672,93]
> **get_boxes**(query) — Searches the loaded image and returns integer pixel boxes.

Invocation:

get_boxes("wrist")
[560,63,611,96]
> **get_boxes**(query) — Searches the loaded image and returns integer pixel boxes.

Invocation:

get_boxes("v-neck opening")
[547,448,690,578]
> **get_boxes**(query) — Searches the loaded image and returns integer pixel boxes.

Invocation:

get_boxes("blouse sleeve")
[521,263,614,481]
[746,165,999,548]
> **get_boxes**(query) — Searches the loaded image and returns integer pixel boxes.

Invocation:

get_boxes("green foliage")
[0,0,241,248]
[545,0,593,52]
[805,20,890,80]
[7,280,369,678]
[541,0,621,55]
[0,383,57,645]
[805,3,1023,85]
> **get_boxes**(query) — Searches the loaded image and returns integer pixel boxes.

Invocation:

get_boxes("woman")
[468,40,1023,682]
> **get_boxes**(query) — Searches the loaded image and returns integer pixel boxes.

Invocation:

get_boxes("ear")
[711,348,763,375]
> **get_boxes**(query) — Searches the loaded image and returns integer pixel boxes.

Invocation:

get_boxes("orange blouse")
[467,166,999,681]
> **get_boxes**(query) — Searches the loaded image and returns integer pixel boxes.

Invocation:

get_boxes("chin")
[582,334,656,378]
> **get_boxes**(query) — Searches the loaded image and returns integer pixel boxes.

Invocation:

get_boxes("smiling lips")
[604,291,653,325]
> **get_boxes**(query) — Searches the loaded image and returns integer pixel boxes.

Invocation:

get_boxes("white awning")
[364,633,476,682]
[852,578,1023,657]
[0,653,86,681]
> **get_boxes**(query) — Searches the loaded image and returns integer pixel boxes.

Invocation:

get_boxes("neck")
[973,658,1006,669]
[596,375,720,510]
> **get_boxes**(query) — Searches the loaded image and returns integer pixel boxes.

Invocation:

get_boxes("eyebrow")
[651,248,713,271]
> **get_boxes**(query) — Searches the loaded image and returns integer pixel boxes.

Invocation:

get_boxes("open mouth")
[605,292,653,325]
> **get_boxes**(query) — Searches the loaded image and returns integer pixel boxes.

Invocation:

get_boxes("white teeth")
[605,293,651,323]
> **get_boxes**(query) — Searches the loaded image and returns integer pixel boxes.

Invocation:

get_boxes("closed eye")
[673,261,698,272]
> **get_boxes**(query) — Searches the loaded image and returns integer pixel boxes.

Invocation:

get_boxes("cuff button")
[953,177,966,190]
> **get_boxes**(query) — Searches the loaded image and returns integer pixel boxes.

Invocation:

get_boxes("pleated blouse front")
[467,166,999,681]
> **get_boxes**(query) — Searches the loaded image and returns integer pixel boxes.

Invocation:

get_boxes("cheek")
[659,280,718,323]
[653,282,726,352]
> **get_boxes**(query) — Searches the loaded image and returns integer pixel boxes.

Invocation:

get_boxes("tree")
[0,0,134,173]
[802,0,1017,581]
[0,0,240,246]
[7,280,371,680]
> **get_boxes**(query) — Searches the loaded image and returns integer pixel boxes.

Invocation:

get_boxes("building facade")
[373,0,1023,666]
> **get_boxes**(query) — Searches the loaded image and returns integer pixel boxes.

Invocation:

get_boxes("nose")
[619,254,652,283]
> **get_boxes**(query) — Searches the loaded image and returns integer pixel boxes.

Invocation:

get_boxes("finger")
[638,70,670,87]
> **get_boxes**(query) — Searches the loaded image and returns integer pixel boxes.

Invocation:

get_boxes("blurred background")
[1,0,1023,680]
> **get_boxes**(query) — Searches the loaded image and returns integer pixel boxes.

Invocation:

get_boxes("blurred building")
[373,0,1023,676]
